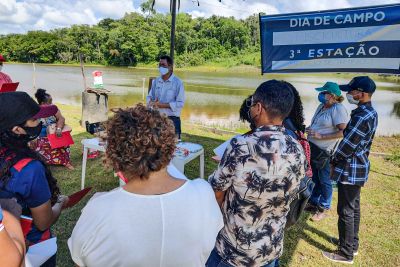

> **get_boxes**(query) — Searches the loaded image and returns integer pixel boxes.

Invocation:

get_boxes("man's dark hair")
[159,55,173,66]
[252,80,294,120]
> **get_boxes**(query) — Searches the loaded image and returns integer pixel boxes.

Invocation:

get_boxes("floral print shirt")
[209,125,306,266]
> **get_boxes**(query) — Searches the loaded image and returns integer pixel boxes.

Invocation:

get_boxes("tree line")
[0,10,261,67]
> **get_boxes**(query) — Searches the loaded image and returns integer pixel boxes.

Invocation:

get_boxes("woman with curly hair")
[68,104,223,267]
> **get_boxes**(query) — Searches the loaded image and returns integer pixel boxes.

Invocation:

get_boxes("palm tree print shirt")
[209,125,306,266]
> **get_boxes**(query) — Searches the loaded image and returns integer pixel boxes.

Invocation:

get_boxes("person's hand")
[307,129,323,139]
[57,195,70,209]
[152,98,160,108]
[0,198,22,219]
[148,100,156,109]
[56,127,62,137]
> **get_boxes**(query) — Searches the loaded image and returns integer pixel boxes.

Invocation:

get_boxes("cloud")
[0,0,138,34]
[277,0,352,13]
[184,0,279,19]
[0,0,396,34]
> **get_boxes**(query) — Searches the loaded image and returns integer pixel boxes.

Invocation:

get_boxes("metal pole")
[169,0,177,61]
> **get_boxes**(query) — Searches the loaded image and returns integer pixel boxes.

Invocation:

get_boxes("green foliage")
[0,12,261,67]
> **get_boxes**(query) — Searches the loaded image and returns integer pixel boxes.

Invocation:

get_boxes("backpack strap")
[13,158,34,172]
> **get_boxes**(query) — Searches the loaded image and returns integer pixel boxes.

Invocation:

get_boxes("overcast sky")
[0,0,398,34]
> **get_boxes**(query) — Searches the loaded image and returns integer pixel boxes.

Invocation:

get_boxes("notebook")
[63,187,92,209]
[0,82,19,93]
[47,131,74,149]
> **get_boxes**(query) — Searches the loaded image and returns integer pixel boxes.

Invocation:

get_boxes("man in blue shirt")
[322,76,378,264]
[147,55,185,139]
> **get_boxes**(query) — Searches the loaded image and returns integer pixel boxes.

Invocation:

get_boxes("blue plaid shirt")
[331,102,378,186]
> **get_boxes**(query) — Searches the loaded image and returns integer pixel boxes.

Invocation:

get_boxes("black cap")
[339,76,376,93]
[0,92,40,132]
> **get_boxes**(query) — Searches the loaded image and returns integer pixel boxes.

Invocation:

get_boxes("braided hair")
[284,82,306,133]
[34,88,51,105]
[0,131,60,205]
[239,95,256,131]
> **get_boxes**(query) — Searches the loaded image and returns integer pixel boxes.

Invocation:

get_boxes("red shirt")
[0,72,12,88]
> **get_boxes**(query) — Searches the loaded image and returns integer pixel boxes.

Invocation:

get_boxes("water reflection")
[6,63,400,136]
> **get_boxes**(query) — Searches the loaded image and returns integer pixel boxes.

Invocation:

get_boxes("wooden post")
[32,63,36,90]
[148,77,155,94]
[80,54,87,91]
[80,53,108,127]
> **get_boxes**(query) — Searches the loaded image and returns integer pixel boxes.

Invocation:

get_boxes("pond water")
[5,63,400,136]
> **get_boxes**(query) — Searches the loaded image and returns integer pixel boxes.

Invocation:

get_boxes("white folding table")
[80,139,205,189]
[171,142,204,179]
[81,138,106,189]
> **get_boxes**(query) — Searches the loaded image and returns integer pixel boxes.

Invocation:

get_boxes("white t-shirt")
[68,178,223,267]
[308,103,349,151]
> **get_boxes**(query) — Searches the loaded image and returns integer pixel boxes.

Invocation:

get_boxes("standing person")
[0,92,69,267]
[69,104,223,267]
[147,55,185,140]
[306,82,348,221]
[207,80,307,267]
[33,89,74,170]
[0,54,12,89]
[322,76,378,264]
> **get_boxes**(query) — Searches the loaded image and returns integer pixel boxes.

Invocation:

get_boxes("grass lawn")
[51,104,400,267]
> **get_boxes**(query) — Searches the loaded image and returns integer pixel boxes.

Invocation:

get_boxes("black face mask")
[20,121,43,142]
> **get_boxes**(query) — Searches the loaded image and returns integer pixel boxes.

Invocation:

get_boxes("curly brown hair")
[105,104,176,180]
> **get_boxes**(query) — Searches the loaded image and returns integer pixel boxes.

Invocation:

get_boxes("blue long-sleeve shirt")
[146,74,185,117]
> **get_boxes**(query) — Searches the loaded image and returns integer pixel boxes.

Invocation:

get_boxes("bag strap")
[13,158,34,172]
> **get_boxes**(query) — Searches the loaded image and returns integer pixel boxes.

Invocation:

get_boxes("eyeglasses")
[245,96,256,108]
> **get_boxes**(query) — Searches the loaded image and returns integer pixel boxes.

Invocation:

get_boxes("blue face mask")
[159,67,169,76]
[318,92,327,104]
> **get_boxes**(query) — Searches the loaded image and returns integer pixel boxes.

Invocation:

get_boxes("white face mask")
[159,67,169,76]
[346,93,359,105]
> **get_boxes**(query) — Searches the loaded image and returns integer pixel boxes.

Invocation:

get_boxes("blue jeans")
[310,159,332,210]
[206,248,277,267]
[168,116,181,139]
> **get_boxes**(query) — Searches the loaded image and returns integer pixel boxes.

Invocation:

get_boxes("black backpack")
[283,119,315,229]
[285,175,314,229]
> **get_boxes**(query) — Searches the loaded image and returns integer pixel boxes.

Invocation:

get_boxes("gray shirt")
[308,103,349,151]
[146,74,185,117]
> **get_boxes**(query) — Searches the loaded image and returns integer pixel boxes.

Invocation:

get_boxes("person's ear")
[256,102,264,114]
[11,126,26,135]
[359,92,368,100]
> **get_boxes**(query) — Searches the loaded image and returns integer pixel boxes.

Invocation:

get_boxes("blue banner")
[260,4,400,74]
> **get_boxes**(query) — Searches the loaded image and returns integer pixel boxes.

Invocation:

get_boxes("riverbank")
[51,109,399,266]
[7,61,400,86]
